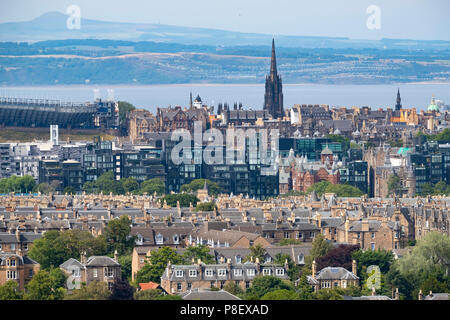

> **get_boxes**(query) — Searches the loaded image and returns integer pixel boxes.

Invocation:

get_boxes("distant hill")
[1,11,449,50]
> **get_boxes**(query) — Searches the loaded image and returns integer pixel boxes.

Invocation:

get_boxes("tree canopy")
[180,179,221,196]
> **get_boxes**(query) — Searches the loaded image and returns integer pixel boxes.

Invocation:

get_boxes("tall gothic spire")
[264,38,284,119]
[270,38,277,79]
[395,88,402,111]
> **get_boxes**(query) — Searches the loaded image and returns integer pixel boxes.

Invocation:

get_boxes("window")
[247,269,255,276]
[284,232,290,239]
[371,232,375,239]
[136,234,143,245]
[7,259,16,267]
[262,268,271,276]
[155,233,164,245]
[321,281,331,288]
[187,282,192,290]
[334,282,339,287]
[173,234,180,245]
[104,267,114,278]
[175,270,184,277]
[177,283,182,291]
[234,269,243,277]
[298,254,305,264]
[371,243,375,250]
[245,281,250,289]
[189,269,197,277]
[29,269,33,278]
[10,243,15,251]
[297,232,303,239]
[235,255,242,264]
[310,232,315,239]
[140,258,145,264]
[72,269,80,277]
[23,243,28,250]
[218,269,226,277]
[276,268,285,276]
[210,281,215,288]
[342,281,347,288]
[7,270,17,280]
[205,269,213,277]
[264,256,272,263]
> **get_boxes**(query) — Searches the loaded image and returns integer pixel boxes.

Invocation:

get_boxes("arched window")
[173,234,180,244]
[155,233,164,245]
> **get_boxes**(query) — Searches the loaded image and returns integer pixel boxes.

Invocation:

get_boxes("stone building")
[161,258,289,294]
[0,252,40,290]
[307,260,359,291]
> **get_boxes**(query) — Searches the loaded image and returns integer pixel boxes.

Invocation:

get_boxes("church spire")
[395,88,402,111]
[270,38,277,78]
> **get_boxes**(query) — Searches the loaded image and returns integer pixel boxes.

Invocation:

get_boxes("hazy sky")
[0,0,449,40]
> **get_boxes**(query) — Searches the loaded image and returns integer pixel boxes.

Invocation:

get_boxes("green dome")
[428,96,440,112]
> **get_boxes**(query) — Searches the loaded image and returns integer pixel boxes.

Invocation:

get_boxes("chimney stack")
[114,250,118,262]
[312,260,317,279]
[395,288,400,300]
[371,286,376,296]
[418,289,423,300]
[352,260,357,275]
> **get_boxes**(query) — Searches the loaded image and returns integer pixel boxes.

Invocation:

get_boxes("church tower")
[395,88,402,111]
[264,39,284,119]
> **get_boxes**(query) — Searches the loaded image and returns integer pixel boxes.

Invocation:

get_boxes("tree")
[135,247,184,284]
[245,244,266,263]
[195,202,217,212]
[33,183,54,195]
[64,281,110,300]
[278,239,304,246]
[274,253,299,282]
[244,276,293,299]
[313,288,344,300]
[104,215,134,255]
[118,101,135,125]
[24,270,65,300]
[29,230,107,270]
[134,288,165,300]
[388,175,401,196]
[140,178,165,195]
[63,186,75,195]
[394,232,450,298]
[0,281,23,300]
[223,282,244,296]
[183,244,215,264]
[433,180,449,195]
[324,184,364,197]
[307,181,330,196]
[121,177,139,194]
[420,183,434,197]
[304,234,333,268]
[109,279,135,300]
[352,249,394,277]
[315,244,360,271]
[118,254,133,282]
[159,194,199,207]
[296,272,313,300]
[261,289,300,300]
[180,179,221,196]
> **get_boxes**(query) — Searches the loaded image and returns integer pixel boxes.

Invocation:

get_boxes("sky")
[0,0,449,41]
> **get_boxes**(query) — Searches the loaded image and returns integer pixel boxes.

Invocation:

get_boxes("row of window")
[0,243,28,251]
[174,268,284,278]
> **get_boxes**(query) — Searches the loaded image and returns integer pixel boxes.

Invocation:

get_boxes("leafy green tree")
[326,134,350,151]
[180,179,221,196]
[420,183,434,196]
[159,194,199,207]
[64,281,110,300]
[244,244,267,263]
[313,288,344,300]
[388,175,401,196]
[195,202,217,212]
[134,288,165,300]
[304,234,333,269]
[24,270,65,300]
[121,177,139,194]
[140,178,165,195]
[135,247,184,284]
[433,181,449,195]
[63,186,75,195]
[118,254,133,281]
[33,182,54,195]
[183,244,215,264]
[307,181,330,196]
[104,215,134,255]
[261,289,300,300]
[223,282,244,296]
[29,230,107,270]
[118,101,136,125]
[245,276,293,299]
[296,271,313,300]
[0,175,36,194]
[0,281,23,300]
[274,253,299,281]
[324,184,364,197]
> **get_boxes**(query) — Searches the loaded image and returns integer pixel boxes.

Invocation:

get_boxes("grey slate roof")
[315,267,359,280]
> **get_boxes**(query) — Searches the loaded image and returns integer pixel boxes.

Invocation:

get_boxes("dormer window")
[246,269,255,276]
[262,268,272,275]
[264,255,272,263]
[276,268,285,276]
[175,270,184,277]
[234,269,243,277]
[155,233,164,245]
[205,269,213,277]
[235,255,242,264]
[189,269,197,277]
[298,254,304,264]
[173,234,180,245]
[218,269,227,277]
[136,234,143,245]
[6,259,16,267]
